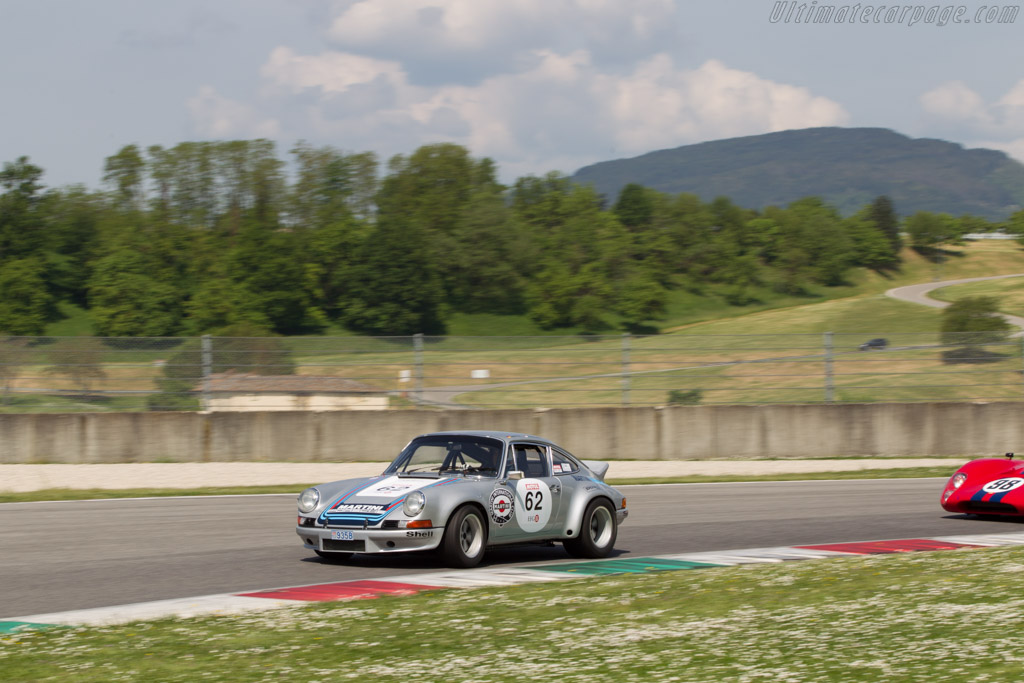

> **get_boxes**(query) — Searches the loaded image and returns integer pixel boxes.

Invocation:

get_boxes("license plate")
[331,530,354,541]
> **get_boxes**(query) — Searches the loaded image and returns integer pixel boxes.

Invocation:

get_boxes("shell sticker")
[514,479,551,532]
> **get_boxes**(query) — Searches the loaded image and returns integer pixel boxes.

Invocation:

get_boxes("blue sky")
[3,0,1023,189]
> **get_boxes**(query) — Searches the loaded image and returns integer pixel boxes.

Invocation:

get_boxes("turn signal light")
[621,498,627,509]
[406,520,433,529]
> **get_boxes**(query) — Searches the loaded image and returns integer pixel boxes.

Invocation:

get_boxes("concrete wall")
[2,403,1024,464]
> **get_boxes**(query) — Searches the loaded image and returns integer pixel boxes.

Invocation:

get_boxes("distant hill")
[572,127,1024,219]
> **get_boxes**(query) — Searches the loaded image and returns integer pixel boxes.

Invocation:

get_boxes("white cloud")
[187,86,279,138]
[920,81,991,126]
[326,0,678,83]
[257,46,849,176]
[260,47,405,94]
[920,79,1024,163]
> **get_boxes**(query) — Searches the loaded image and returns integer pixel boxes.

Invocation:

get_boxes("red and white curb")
[5,531,1024,631]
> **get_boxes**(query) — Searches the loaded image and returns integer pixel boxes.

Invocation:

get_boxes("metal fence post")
[201,334,212,411]
[621,333,631,406]
[413,333,424,407]
[824,331,834,404]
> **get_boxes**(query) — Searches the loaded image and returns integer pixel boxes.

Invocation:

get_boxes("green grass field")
[4,543,1022,681]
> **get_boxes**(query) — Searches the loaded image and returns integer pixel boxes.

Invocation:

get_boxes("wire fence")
[1,332,1023,412]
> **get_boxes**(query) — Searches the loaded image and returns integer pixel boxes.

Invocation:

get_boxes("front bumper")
[296,525,445,554]
[617,509,628,524]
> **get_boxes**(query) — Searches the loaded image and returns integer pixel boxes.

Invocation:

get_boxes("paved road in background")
[886,273,1024,333]
[3,478,1018,617]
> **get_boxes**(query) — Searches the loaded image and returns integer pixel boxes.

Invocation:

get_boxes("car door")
[493,442,563,540]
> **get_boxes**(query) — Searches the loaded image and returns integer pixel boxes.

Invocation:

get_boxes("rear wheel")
[442,506,487,568]
[564,500,617,558]
[314,550,353,563]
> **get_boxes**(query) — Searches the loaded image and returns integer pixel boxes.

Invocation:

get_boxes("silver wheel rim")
[459,513,484,557]
[589,506,614,548]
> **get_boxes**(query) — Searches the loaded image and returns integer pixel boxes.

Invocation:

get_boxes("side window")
[510,444,550,478]
[551,449,579,475]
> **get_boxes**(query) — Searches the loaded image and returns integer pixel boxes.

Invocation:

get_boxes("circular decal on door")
[981,477,1024,494]
[489,487,515,526]
[514,479,551,532]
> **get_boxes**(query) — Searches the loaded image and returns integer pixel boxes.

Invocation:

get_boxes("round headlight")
[298,487,320,513]
[403,490,425,516]
[951,473,967,489]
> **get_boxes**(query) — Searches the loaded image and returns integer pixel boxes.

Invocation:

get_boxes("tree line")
[1,139,1020,338]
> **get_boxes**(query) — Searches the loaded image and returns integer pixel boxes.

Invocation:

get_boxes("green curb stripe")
[0,621,59,634]
[534,557,724,575]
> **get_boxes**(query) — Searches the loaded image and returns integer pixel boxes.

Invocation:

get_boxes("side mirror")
[508,470,524,481]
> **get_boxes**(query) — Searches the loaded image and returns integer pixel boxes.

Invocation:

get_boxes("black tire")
[441,506,487,568]
[564,499,617,559]
[314,550,353,563]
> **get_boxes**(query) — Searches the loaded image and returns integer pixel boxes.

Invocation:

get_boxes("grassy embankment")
[455,241,1024,407]
[4,543,1024,681]
[10,240,1024,412]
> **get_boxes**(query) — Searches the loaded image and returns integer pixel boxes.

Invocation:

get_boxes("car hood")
[315,475,465,525]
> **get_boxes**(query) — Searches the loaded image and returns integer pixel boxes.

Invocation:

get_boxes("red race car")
[941,453,1024,516]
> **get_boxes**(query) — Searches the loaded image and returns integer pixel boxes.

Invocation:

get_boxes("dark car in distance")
[859,338,888,351]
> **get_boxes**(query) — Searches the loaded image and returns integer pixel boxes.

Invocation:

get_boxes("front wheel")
[441,506,487,568]
[564,500,617,558]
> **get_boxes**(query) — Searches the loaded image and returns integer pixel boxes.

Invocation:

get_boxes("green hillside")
[573,127,1024,219]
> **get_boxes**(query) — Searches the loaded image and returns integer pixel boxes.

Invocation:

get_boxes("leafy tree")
[905,211,959,252]
[103,144,146,210]
[343,218,447,335]
[0,156,46,262]
[0,258,54,335]
[87,247,182,336]
[289,142,378,224]
[38,187,102,306]
[866,196,900,253]
[1008,209,1024,243]
[846,215,899,271]
[615,268,668,329]
[940,296,1012,349]
[226,222,325,334]
[182,275,270,334]
[446,191,528,314]
[613,183,655,231]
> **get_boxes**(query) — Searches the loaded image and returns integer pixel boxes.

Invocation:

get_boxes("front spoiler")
[296,525,445,554]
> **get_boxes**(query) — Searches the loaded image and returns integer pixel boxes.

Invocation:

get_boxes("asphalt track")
[3,478,1021,618]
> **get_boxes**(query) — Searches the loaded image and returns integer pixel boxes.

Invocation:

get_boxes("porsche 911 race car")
[296,430,628,568]
[941,452,1024,516]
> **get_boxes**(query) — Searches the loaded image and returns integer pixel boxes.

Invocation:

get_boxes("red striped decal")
[239,580,438,602]
[796,539,982,554]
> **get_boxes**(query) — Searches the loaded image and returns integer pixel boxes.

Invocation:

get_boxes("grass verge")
[0,467,959,503]
[4,544,1023,681]
[0,485,310,504]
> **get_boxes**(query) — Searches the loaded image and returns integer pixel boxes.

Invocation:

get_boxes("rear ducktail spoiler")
[582,460,609,481]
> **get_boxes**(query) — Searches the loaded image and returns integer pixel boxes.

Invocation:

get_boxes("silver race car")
[296,430,628,568]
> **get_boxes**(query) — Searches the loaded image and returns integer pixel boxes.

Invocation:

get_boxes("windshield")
[386,435,504,478]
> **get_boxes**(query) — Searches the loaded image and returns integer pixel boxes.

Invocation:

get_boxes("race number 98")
[981,477,1024,494]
